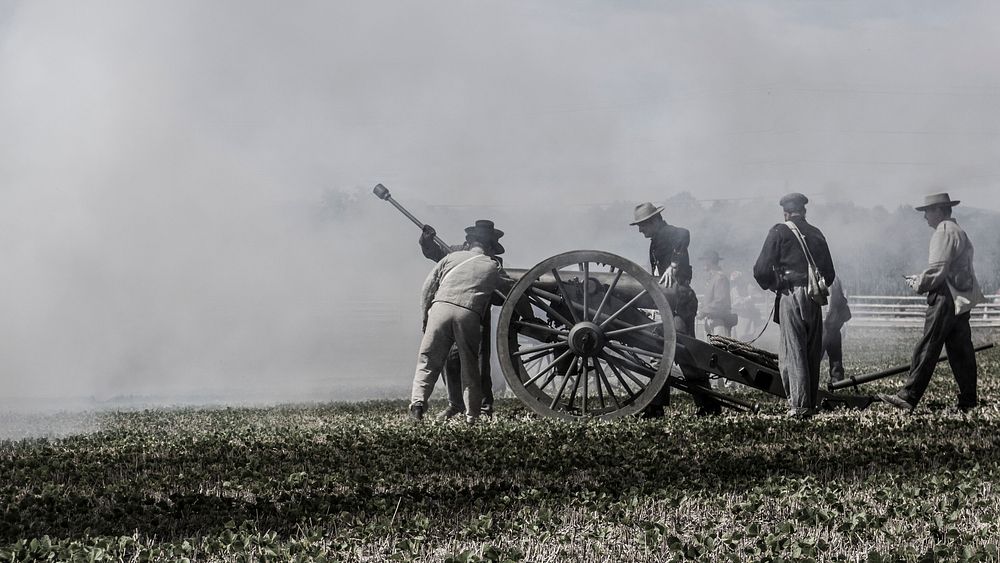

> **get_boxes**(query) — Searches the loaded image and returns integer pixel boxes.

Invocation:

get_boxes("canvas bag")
[785,221,829,306]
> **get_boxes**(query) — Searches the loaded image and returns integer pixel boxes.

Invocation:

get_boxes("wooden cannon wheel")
[497,250,676,420]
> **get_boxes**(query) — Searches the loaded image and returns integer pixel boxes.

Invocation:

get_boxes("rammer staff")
[372,183,450,252]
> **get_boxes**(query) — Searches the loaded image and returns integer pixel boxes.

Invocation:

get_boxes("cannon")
[374,185,992,420]
[496,249,881,420]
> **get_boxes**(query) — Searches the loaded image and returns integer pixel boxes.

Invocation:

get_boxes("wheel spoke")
[606,360,644,396]
[521,348,557,365]
[581,357,589,415]
[592,356,605,409]
[599,350,656,381]
[592,268,623,324]
[528,291,574,328]
[550,357,578,409]
[582,262,590,321]
[605,320,662,338]
[550,269,580,325]
[523,349,573,388]
[599,288,649,329]
[594,360,619,409]
[606,342,663,360]
[566,357,584,409]
[514,321,569,338]
[512,341,568,357]
[608,362,641,402]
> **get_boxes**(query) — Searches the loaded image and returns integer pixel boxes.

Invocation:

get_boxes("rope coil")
[708,334,779,371]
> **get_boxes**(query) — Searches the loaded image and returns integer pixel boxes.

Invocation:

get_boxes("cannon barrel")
[504,267,660,309]
[828,342,994,391]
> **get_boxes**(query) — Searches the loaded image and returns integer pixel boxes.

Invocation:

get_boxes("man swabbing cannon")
[753,193,836,418]
[879,193,985,413]
[417,220,505,419]
[410,223,502,423]
[631,202,720,416]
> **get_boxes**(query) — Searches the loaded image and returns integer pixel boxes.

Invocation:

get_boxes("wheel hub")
[567,321,606,357]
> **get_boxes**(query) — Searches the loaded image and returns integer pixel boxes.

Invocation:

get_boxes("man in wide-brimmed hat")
[753,192,836,418]
[630,201,720,416]
[630,202,696,330]
[417,220,505,419]
[880,193,985,413]
[410,225,502,423]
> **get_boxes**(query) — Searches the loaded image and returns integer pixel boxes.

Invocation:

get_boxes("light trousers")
[778,286,824,414]
[411,302,484,418]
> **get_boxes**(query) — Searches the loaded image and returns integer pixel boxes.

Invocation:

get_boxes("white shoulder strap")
[441,254,488,283]
[784,221,819,270]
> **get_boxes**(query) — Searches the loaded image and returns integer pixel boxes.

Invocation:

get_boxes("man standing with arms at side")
[410,227,501,423]
[699,250,735,339]
[753,193,836,417]
[631,202,719,416]
[880,193,984,413]
[419,220,506,419]
[822,277,851,385]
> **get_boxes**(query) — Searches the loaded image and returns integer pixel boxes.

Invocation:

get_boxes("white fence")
[849,295,1000,328]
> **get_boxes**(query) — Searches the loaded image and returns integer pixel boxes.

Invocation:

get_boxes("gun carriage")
[375,184,993,420]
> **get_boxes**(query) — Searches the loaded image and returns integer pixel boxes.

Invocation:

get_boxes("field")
[2,334,1000,562]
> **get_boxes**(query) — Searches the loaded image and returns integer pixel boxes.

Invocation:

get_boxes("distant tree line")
[341,187,1000,297]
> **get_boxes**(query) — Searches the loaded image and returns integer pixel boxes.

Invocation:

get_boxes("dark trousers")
[822,321,845,382]
[898,288,977,408]
[443,310,494,410]
[649,289,720,414]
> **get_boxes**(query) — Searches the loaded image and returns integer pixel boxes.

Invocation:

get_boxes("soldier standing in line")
[419,220,505,419]
[410,226,501,423]
[698,250,736,390]
[822,277,851,384]
[631,202,720,416]
[753,193,836,418]
[698,250,735,339]
[880,193,984,413]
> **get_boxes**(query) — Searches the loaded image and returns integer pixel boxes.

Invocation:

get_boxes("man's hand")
[904,275,920,292]
[420,224,436,242]
[658,264,677,288]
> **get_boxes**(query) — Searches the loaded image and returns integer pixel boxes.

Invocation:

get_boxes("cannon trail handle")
[829,342,994,391]
[372,183,451,252]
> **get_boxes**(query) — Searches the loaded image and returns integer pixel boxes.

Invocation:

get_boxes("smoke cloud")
[0,1,998,404]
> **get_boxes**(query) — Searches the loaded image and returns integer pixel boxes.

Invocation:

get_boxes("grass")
[0,336,998,562]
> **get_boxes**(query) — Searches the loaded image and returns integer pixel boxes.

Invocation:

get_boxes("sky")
[0,1,998,404]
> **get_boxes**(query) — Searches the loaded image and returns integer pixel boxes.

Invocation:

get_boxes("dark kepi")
[779,192,809,212]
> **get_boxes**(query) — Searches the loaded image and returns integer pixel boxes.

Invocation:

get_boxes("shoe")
[481,405,494,417]
[956,403,977,414]
[786,408,813,419]
[409,404,424,421]
[878,393,914,412]
[465,415,477,425]
[435,405,463,420]
[640,406,665,419]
